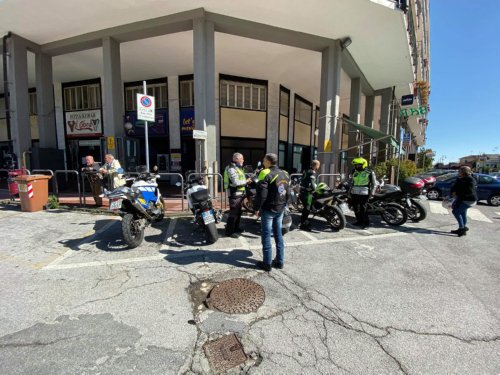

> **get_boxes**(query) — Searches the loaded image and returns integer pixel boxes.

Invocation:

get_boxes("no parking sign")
[136,94,155,122]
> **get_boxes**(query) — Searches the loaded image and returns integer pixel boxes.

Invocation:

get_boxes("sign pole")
[143,81,150,172]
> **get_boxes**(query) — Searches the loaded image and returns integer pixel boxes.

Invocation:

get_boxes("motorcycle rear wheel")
[205,221,218,244]
[324,205,346,230]
[122,213,145,248]
[407,199,427,222]
[381,203,407,226]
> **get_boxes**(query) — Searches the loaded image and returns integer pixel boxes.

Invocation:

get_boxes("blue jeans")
[260,209,284,265]
[452,201,474,229]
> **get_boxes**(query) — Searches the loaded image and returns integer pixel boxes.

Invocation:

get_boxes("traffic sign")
[193,130,207,140]
[137,94,155,122]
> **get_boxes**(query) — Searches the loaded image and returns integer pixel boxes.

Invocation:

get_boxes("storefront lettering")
[66,110,102,136]
[400,106,427,117]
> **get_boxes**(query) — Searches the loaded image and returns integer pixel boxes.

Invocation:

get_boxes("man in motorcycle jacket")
[299,159,320,231]
[224,152,251,236]
[349,157,377,229]
[254,153,290,271]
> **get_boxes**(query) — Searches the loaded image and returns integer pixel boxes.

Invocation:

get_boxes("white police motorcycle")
[106,166,165,248]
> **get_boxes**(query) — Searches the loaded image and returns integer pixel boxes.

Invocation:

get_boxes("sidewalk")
[0,188,227,213]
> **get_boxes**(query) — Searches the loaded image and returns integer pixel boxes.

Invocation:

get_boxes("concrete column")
[6,35,31,162]
[347,77,362,160]
[286,91,295,171]
[266,82,279,155]
[318,41,342,173]
[168,76,180,150]
[53,83,66,151]
[364,95,375,128]
[378,87,393,161]
[363,95,375,159]
[102,37,124,142]
[193,18,216,171]
[35,53,56,148]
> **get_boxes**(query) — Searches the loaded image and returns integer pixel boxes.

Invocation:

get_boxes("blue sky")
[426,1,500,163]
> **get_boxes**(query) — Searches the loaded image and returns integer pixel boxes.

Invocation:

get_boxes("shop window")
[280,89,289,116]
[294,96,312,125]
[125,82,167,111]
[220,80,266,111]
[180,80,194,107]
[278,142,287,168]
[63,83,101,111]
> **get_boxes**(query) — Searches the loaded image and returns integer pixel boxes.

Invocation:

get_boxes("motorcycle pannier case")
[191,188,210,203]
[401,177,425,195]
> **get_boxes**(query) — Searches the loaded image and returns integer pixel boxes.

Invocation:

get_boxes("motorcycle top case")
[401,177,425,195]
[190,188,210,203]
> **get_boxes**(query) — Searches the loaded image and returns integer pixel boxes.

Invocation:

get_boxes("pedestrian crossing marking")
[428,201,449,215]
[467,208,493,223]
[428,201,493,223]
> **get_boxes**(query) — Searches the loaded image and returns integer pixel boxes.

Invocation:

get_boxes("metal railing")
[31,169,56,194]
[187,172,226,210]
[54,170,81,206]
[318,173,342,188]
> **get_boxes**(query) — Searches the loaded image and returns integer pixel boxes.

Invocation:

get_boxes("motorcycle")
[106,166,165,249]
[307,182,346,230]
[289,175,303,213]
[338,180,408,226]
[377,176,427,222]
[182,177,222,244]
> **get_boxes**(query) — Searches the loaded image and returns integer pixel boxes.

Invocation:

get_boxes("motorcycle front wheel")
[324,205,346,230]
[407,199,427,222]
[381,203,407,226]
[205,221,218,244]
[242,197,256,213]
[122,213,145,248]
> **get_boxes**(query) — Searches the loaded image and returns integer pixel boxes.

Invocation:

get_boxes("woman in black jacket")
[450,166,477,236]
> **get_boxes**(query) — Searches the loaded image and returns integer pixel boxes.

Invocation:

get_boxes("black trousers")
[300,191,312,225]
[351,194,370,226]
[226,195,244,235]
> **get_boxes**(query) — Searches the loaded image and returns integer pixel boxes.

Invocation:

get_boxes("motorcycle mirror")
[175,182,181,187]
[153,165,158,172]
[257,161,262,168]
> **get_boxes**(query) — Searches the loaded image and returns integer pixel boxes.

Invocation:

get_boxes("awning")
[342,118,400,149]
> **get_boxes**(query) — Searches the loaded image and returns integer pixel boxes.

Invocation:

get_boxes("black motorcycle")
[183,178,222,244]
[378,177,427,222]
[338,181,408,226]
[308,182,346,230]
[242,163,261,213]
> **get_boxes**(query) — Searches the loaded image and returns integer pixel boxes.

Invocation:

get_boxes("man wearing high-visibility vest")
[349,157,377,229]
[224,152,252,237]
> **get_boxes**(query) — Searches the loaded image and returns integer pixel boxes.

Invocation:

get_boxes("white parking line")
[298,230,318,241]
[42,231,408,270]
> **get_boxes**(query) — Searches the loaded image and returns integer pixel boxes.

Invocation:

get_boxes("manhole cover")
[206,278,265,314]
[203,334,247,372]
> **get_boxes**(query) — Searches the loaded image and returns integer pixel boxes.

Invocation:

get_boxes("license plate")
[109,199,123,210]
[202,210,215,224]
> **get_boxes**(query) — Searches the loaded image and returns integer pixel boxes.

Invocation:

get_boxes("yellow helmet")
[352,157,368,169]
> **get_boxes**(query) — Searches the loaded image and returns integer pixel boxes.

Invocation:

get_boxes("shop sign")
[65,109,102,138]
[400,106,427,117]
[137,94,155,122]
[180,107,195,136]
[401,94,414,106]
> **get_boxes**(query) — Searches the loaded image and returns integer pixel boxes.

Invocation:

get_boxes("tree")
[416,148,434,171]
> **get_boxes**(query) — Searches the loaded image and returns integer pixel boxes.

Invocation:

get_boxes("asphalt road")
[0,200,499,374]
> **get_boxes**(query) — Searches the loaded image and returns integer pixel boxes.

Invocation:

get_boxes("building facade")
[1,0,430,176]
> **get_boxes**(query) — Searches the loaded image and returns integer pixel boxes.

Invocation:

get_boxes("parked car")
[426,173,500,206]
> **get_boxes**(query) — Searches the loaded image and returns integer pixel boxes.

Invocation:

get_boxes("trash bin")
[7,168,27,198]
[14,175,52,212]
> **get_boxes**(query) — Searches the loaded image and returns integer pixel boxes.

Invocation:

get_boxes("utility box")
[14,175,52,212]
